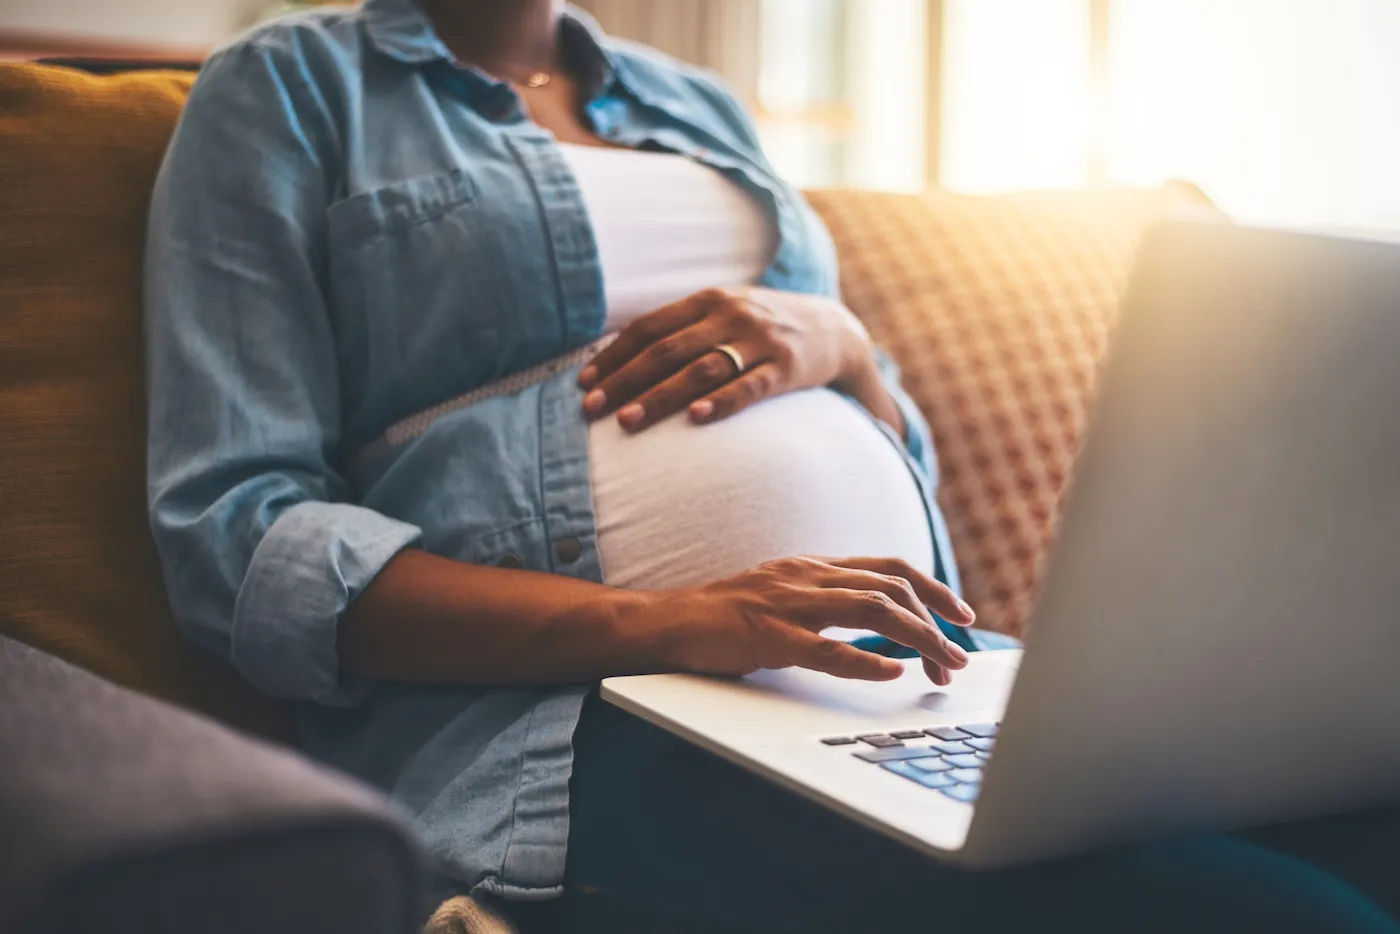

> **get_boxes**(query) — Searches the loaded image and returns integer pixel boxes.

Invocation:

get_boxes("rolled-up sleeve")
[144,42,420,705]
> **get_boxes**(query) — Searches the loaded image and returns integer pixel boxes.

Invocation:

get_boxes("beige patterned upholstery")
[425,895,520,934]
[808,185,1217,638]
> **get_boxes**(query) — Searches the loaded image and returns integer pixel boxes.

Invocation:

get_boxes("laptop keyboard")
[820,723,999,803]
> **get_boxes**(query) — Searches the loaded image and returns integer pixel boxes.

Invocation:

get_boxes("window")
[756,0,928,191]
[1104,0,1400,231]
[940,0,1092,193]
[759,0,1400,231]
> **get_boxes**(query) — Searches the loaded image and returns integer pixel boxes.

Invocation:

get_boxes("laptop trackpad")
[738,651,1021,723]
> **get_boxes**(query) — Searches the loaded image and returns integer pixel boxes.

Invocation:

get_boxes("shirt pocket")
[328,168,479,250]
[325,169,501,393]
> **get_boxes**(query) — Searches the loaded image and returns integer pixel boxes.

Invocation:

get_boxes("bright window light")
[757,0,927,191]
[940,0,1092,193]
[1105,0,1400,232]
[938,0,1400,231]
[845,0,928,192]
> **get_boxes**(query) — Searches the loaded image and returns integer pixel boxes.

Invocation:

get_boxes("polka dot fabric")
[807,185,1218,638]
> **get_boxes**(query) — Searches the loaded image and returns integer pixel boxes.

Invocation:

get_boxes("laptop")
[601,222,1400,869]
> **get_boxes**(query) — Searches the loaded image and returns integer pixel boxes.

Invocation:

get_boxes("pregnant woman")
[145,1,1399,931]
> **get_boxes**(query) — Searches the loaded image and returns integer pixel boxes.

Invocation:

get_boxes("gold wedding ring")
[714,343,745,374]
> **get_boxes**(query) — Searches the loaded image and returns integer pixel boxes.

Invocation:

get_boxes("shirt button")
[497,553,524,569]
[554,537,583,564]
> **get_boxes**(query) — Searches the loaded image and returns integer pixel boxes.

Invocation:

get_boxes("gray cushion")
[0,636,425,933]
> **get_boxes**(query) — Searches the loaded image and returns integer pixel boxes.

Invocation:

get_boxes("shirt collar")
[361,0,649,105]
[361,0,452,65]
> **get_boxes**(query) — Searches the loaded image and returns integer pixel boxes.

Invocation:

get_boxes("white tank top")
[560,143,934,590]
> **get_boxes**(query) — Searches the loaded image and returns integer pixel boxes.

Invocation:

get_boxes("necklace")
[525,71,551,89]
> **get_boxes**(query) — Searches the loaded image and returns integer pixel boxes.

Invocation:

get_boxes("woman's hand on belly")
[577,287,904,437]
[633,555,976,684]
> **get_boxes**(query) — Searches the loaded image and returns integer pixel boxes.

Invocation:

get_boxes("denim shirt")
[144,0,964,899]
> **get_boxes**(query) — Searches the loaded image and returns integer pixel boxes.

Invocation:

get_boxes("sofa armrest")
[0,636,425,934]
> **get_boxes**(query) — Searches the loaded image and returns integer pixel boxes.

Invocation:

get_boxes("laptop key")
[965,737,995,752]
[948,767,983,783]
[854,745,942,763]
[882,761,955,788]
[890,730,927,740]
[941,783,981,803]
[820,736,858,746]
[924,726,970,742]
[932,741,976,756]
[856,734,902,748]
[944,754,982,769]
[907,756,951,773]
[976,751,992,761]
[959,723,999,738]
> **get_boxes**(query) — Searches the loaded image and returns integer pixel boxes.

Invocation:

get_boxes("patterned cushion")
[808,185,1217,638]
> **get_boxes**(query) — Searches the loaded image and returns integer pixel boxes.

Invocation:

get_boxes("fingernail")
[947,642,970,664]
[957,599,976,621]
[578,366,598,388]
[690,399,713,419]
[583,389,606,413]
[618,403,644,427]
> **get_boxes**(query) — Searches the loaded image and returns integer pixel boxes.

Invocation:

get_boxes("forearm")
[339,549,671,685]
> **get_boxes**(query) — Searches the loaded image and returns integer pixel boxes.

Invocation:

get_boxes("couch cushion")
[0,64,292,739]
[0,636,423,934]
[808,185,1217,637]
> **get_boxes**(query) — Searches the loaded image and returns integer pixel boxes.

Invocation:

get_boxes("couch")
[0,61,1212,933]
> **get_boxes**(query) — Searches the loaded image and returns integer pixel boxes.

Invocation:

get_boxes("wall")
[1,0,256,47]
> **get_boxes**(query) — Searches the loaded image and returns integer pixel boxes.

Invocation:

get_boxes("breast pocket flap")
[328,169,478,251]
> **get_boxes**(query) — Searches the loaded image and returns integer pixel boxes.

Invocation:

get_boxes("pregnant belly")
[588,387,934,590]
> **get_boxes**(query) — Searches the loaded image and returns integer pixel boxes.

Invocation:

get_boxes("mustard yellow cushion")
[809,185,1217,638]
[0,63,292,739]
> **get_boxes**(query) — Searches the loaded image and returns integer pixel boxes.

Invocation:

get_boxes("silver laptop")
[602,222,1400,869]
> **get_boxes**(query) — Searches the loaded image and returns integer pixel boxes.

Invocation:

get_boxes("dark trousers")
[513,693,1399,934]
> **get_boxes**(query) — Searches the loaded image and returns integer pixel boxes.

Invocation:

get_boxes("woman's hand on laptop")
[637,556,975,684]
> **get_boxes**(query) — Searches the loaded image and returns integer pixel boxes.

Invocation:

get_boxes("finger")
[586,320,725,422]
[923,656,953,687]
[852,590,969,671]
[823,556,975,626]
[775,556,972,671]
[578,290,722,390]
[782,628,905,681]
[806,575,969,670]
[688,362,782,423]
[616,346,751,432]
